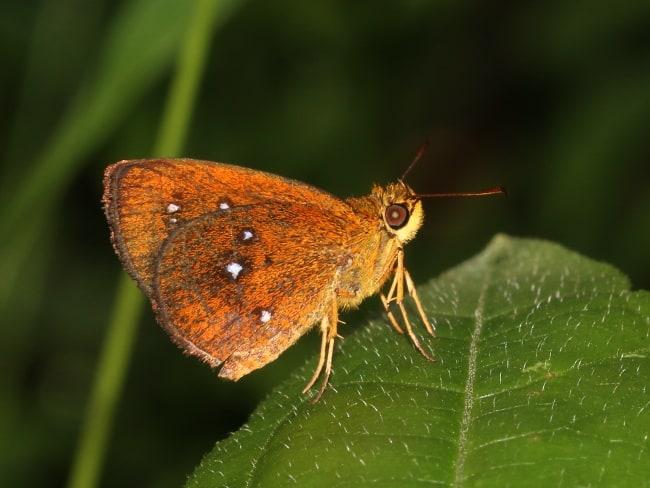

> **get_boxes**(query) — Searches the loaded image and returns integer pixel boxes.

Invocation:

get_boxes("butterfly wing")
[103,159,364,379]
[154,202,358,378]
[103,159,343,296]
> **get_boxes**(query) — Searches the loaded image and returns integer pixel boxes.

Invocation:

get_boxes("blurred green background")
[1,0,649,486]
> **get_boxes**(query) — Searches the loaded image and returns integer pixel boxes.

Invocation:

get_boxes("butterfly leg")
[302,296,339,402]
[381,249,436,362]
[403,267,436,336]
[380,271,405,334]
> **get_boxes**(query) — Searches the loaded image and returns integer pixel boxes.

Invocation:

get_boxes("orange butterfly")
[103,156,503,400]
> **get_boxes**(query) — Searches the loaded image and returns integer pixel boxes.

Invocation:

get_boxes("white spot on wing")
[242,230,254,240]
[219,201,230,209]
[166,203,180,213]
[260,310,272,323]
[225,262,243,280]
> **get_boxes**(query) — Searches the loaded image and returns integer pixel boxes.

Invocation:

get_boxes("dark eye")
[385,204,409,229]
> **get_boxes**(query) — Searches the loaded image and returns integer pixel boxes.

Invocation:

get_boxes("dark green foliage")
[1,0,649,486]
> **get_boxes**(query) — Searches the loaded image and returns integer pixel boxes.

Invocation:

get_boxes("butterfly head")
[373,181,424,245]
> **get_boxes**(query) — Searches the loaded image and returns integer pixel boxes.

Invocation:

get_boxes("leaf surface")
[187,235,650,487]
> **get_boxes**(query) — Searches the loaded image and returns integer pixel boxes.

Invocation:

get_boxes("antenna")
[416,186,507,199]
[400,140,430,181]
[400,141,506,199]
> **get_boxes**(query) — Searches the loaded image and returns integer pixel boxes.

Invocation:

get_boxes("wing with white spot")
[103,159,342,297]
[153,202,360,379]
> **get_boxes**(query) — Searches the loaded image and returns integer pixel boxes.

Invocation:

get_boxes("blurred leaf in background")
[1,0,649,486]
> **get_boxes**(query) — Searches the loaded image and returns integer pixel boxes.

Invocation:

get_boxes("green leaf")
[187,235,650,487]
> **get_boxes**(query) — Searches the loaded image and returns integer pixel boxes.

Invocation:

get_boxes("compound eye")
[385,204,409,229]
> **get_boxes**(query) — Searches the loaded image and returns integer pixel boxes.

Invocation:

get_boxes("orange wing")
[103,159,365,378]
[103,159,343,296]
[154,203,357,378]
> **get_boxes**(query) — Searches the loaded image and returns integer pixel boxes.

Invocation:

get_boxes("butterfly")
[103,152,503,400]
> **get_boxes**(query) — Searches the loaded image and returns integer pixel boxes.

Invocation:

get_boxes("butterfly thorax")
[335,181,424,309]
